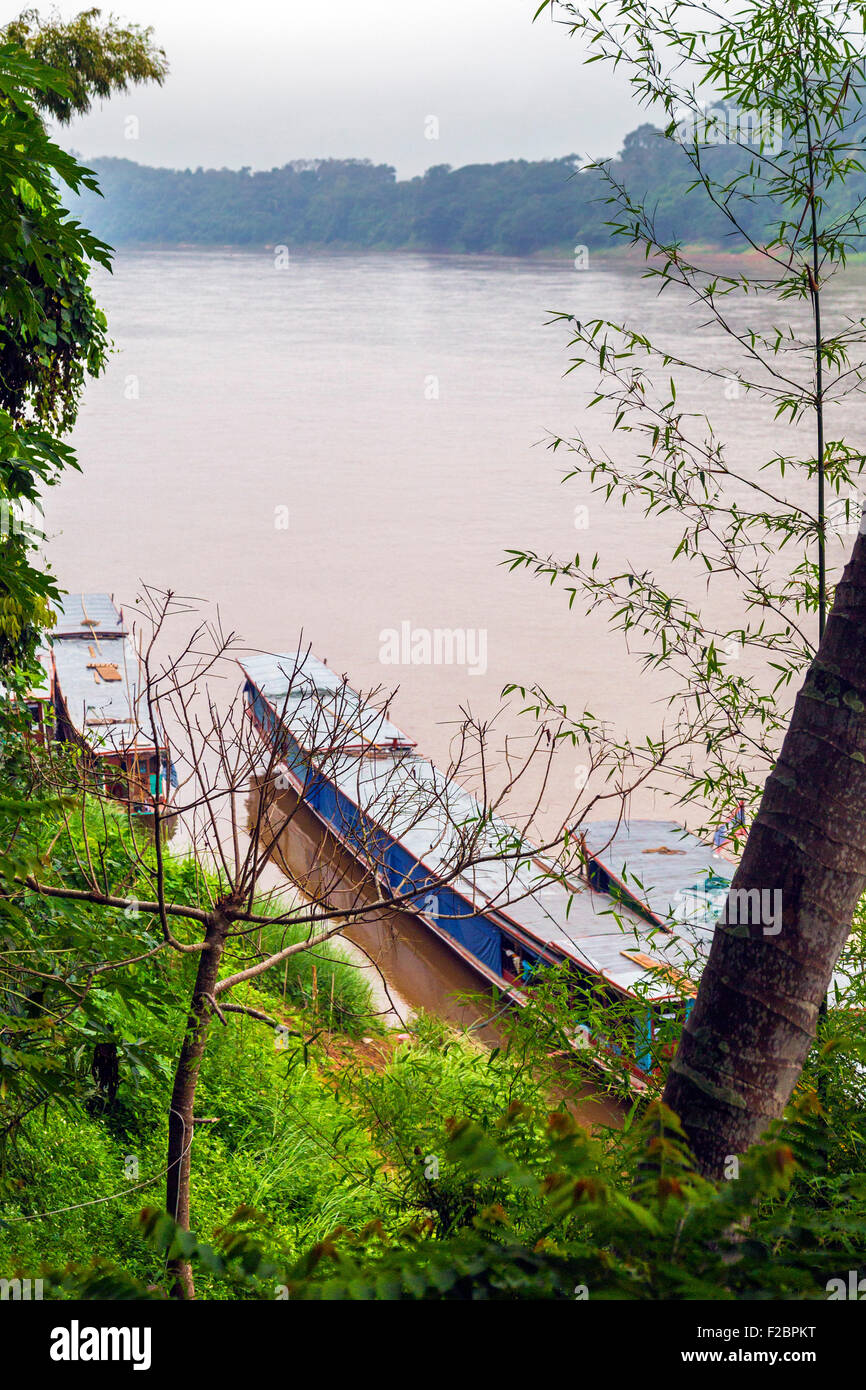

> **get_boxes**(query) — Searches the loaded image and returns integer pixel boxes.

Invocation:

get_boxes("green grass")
[0,967,544,1295]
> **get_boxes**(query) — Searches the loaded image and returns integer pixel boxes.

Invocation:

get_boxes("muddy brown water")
[48,250,866,839]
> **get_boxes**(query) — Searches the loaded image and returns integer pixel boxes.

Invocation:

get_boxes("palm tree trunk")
[663,526,866,1175]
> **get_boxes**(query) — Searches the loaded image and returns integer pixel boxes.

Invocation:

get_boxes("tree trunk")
[165,909,230,1298]
[663,528,866,1176]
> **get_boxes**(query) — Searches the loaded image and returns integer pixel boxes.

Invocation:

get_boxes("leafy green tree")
[0,12,166,671]
[3,7,167,123]
[0,46,109,667]
[0,4,168,1267]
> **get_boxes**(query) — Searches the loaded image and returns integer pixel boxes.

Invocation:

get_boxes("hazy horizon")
[72,148,588,177]
[43,0,646,178]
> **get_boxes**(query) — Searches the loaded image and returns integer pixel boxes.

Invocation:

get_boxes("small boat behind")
[48,593,175,815]
[581,820,733,941]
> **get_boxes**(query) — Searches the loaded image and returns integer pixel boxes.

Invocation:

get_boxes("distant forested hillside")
[67,149,606,252]
[64,123,844,253]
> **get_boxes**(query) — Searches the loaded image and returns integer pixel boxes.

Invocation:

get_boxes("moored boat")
[240,651,732,1085]
[48,593,175,815]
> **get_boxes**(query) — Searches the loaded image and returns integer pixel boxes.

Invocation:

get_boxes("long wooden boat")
[239,652,731,1086]
[48,593,175,815]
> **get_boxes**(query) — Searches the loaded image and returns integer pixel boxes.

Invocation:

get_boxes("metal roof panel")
[581,819,733,940]
[52,593,126,639]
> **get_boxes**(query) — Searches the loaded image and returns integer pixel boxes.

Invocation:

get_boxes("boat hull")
[242,689,653,1089]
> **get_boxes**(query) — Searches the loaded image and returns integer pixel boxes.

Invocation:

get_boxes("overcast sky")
[42,0,648,177]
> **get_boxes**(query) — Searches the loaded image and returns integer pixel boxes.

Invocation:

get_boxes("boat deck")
[240,652,707,1003]
[581,819,733,947]
[52,592,128,640]
[51,634,157,754]
[49,595,171,816]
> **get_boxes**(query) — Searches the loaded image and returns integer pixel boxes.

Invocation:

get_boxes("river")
[47,249,866,832]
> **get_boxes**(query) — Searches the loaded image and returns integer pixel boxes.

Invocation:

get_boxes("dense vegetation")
[3,788,865,1301]
[1,741,864,1302]
[60,126,783,254]
[63,105,866,255]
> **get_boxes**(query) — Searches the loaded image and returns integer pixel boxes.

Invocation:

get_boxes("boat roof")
[581,819,732,942]
[481,872,701,999]
[52,635,161,755]
[240,651,415,750]
[240,652,702,1003]
[52,592,126,640]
